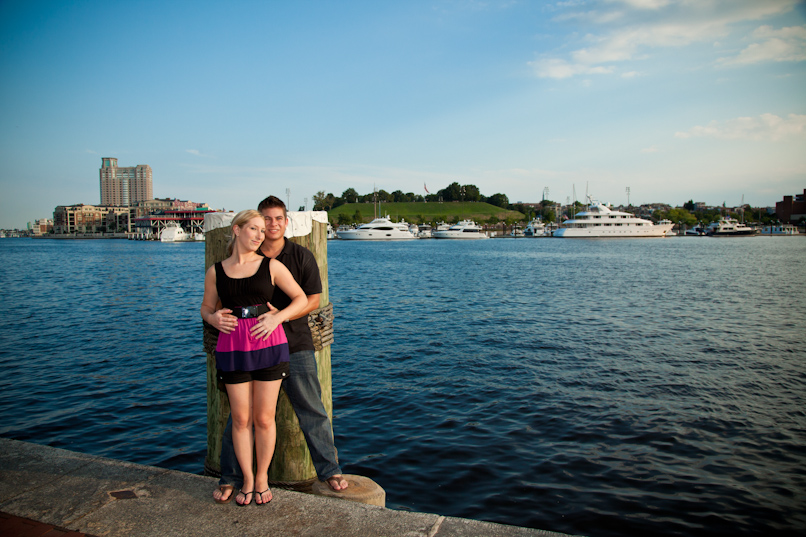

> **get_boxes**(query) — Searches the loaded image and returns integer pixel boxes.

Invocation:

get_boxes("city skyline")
[1,0,804,229]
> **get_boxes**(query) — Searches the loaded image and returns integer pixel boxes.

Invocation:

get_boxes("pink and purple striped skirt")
[215,315,290,372]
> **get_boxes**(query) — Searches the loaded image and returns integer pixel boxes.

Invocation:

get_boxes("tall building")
[99,158,153,206]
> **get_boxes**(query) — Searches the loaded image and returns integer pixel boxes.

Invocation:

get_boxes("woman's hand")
[251,302,282,340]
[209,308,238,334]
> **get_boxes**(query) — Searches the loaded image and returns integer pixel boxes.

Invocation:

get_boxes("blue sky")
[1,0,804,228]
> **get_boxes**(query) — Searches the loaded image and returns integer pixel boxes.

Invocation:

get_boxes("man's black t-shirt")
[262,239,322,354]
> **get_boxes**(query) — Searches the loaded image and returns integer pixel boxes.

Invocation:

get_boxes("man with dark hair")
[211,195,347,503]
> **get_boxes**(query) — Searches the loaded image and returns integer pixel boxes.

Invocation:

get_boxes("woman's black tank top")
[214,257,274,309]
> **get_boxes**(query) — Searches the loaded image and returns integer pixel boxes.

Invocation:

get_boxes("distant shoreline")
[32,233,130,240]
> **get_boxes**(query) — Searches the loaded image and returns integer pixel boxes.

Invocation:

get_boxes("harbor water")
[0,236,804,537]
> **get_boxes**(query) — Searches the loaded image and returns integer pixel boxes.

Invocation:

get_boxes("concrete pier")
[0,438,578,537]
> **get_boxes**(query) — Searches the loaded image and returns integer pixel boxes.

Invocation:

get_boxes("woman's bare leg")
[252,379,283,504]
[226,381,255,504]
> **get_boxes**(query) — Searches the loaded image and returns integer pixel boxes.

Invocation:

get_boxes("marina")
[0,237,804,537]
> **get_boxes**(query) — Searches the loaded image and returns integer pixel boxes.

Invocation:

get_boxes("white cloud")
[719,25,806,65]
[609,0,672,9]
[532,0,803,79]
[641,145,660,153]
[675,113,806,141]
[529,58,613,78]
[186,149,215,158]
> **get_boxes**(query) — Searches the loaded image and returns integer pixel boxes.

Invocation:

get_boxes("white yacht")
[553,199,674,238]
[159,222,188,242]
[432,220,488,239]
[417,224,433,238]
[336,216,416,240]
[761,224,799,236]
[706,217,756,237]
[524,219,546,237]
[509,226,525,237]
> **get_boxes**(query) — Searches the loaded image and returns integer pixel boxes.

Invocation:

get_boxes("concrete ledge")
[0,438,577,537]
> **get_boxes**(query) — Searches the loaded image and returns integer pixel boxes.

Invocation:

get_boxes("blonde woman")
[201,209,306,506]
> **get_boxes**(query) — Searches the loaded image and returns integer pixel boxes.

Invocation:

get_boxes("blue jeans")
[219,349,342,488]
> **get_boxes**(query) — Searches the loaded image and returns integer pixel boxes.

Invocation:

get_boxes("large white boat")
[706,217,756,237]
[553,199,674,238]
[159,222,188,242]
[760,224,799,236]
[432,220,488,239]
[336,216,416,240]
[416,223,433,238]
[524,218,547,237]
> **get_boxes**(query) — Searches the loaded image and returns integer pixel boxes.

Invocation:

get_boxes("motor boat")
[159,222,188,242]
[509,226,525,237]
[685,224,707,236]
[335,216,416,240]
[524,219,546,237]
[432,220,488,239]
[553,198,674,238]
[706,217,757,236]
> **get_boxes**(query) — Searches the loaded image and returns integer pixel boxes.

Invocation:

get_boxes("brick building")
[775,189,806,224]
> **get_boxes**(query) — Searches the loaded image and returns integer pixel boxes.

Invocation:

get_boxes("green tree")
[312,191,327,211]
[438,182,462,201]
[463,184,481,202]
[342,188,359,203]
[352,209,363,223]
[486,193,509,208]
[337,213,351,226]
[661,207,698,227]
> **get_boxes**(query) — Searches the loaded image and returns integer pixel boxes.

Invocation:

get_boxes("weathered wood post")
[203,211,330,485]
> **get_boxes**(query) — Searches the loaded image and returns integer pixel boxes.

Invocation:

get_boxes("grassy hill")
[326,201,525,225]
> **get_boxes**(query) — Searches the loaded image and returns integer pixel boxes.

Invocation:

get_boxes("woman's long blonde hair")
[226,209,263,256]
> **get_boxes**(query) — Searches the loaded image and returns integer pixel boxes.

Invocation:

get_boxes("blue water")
[0,237,804,537]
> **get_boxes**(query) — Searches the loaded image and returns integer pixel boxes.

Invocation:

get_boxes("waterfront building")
[99,158,153,207]
[53,204,127,234]
[775,189,806,224]
[131,198,213,238]
[28,218,54,236]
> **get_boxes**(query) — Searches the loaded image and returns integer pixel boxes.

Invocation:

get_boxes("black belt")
[231,304,270,318]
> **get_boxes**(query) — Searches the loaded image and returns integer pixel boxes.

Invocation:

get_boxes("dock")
[0,438,577,537]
